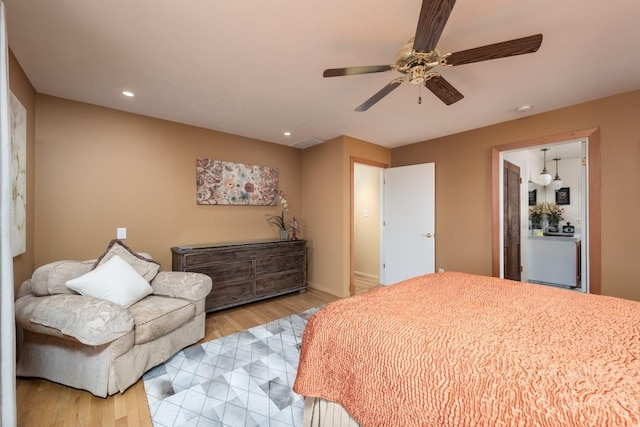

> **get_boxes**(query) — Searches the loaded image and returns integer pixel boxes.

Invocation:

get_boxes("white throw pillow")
[66,254,153,307]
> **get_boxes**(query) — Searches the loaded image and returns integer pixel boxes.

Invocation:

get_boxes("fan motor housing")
[395,38,441,84]
[409,66,427,84]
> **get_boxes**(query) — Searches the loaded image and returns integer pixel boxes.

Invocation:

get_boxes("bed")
[293,272,640,426]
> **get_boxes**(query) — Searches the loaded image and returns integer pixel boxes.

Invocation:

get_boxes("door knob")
[422,233,433,238]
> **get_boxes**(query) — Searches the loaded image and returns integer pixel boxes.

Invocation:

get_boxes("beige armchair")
[14,243,212,397]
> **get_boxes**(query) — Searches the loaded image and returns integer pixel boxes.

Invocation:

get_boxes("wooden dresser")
[171,239,307,312]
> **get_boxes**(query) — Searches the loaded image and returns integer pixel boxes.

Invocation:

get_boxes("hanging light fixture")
[538,148,552,186]
[552,157,563,190]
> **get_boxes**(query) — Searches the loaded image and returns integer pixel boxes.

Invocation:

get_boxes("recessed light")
[122,91,135,97]
[516,104,532,113]
[283,131,291,136]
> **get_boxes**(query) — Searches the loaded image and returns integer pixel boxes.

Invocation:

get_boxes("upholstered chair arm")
[15,293,134,346]
[150,271,212,302]
[17,279,34,299]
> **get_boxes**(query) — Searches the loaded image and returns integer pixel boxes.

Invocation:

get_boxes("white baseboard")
[354,271,380,282]
[306,281,344,298]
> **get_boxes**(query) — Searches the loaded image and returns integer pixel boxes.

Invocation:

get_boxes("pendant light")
[538,148,552,186]
[552,157,563,191]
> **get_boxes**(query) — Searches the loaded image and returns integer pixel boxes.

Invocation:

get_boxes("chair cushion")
[94,239,161,282]
[128,295,195,345]
[15,293,134,346]
[66,255,153,307]
[31,260,94,296]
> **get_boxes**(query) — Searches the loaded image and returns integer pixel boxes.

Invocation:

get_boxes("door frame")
[491,127,601,294]
[350,157,389,296]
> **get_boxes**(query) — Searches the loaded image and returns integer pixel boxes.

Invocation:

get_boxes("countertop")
[528,234,581,243]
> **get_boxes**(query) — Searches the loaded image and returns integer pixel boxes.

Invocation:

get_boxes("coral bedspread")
[293,272,640,426]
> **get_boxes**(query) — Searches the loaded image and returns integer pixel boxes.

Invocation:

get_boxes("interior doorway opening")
[350,157,388,296]
[502,139,586,291]
[491,128,601,294]
[353,162,384,295]
[350,158,436,296]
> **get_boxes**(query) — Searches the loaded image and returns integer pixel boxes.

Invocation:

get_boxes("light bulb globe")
[539,173,552,186]
[552,179,563,191]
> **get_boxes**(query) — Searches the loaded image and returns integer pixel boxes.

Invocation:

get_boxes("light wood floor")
[16,288,338,427]
[354,274,380,295]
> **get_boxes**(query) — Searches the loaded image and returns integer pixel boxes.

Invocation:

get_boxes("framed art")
[10,91,27,256]
[528,189,537,206]
[556,187,570,205]
[196,159,279,205]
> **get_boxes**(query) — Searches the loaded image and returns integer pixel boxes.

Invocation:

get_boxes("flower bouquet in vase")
[529,202,565,233]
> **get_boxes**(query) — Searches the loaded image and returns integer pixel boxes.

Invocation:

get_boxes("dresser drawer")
[184,250,236,267]
[205,280,254,310]
[190,260,252,284]
[255,254,304,276]
[255,270,305,297]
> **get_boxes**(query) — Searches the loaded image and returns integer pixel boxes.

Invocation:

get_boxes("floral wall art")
[10,91,26,256]
[196,159,279,205]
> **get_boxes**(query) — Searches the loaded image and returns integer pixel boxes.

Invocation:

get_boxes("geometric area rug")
[142,306,323,427]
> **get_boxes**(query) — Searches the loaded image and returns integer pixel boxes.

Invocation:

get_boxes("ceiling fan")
[323,0,543,111]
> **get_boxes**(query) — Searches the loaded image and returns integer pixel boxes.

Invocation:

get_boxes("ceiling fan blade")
[425,75,464,105]
[355,80,402,111]
[413,0,457,53]
[446,34,543,66]
[323,65,393,78]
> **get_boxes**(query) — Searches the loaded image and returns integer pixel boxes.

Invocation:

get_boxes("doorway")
[350,158,436,296]
[491,128,601,294]
[504,141,584,289]
[353,162,384,295]
[350,157,388,296]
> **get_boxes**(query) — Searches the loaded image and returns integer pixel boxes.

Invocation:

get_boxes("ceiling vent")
[289,137,326,150]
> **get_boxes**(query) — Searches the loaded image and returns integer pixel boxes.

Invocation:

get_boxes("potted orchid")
[266,191,290,240]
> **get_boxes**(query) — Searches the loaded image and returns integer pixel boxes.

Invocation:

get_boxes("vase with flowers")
[266,191,290,240]
[546,202,565,231]
[529,202,564,232]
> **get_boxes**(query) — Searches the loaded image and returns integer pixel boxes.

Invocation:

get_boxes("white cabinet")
[528,235,581,288]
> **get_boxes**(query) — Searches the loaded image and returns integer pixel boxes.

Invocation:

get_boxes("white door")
[381,163,435,285]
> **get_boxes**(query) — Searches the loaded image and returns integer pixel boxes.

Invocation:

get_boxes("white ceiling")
[528,140,584,161]
[4,0,640,149]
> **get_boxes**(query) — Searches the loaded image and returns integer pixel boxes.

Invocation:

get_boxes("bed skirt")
[303,397,361,427]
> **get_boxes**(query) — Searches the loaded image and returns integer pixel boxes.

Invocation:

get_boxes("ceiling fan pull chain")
[418,84,422,105]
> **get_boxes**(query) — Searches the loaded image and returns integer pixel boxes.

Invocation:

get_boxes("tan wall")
[301,137,344,296]
[354,163,381,279]
[302,136,390,297]
[34,95,303,270]
[9,50,36,291]
[391,89,640,301]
